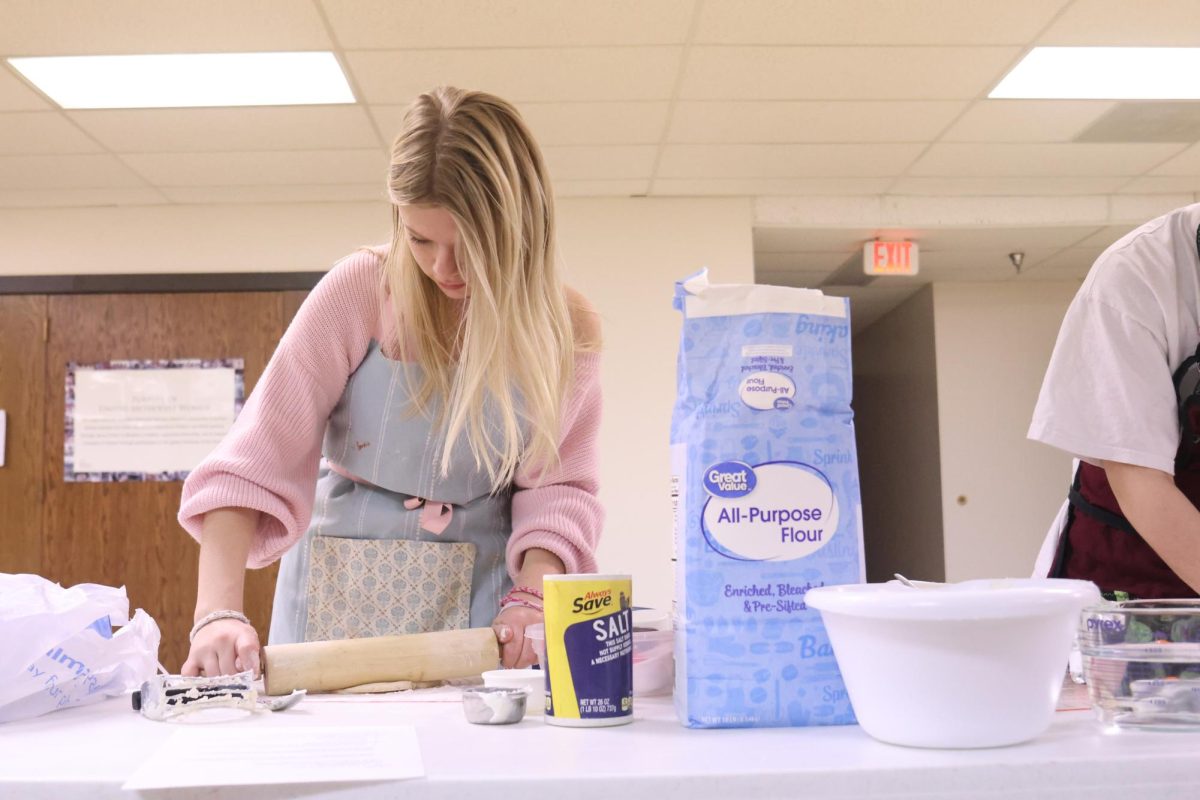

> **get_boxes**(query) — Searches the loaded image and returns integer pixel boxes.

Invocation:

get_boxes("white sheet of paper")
[121,725,424,790]
[72,366,236,474]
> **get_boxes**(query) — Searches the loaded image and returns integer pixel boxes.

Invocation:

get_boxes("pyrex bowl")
[1078,599,1200,730]
[806,578,1101,748]
[524,613,675,697]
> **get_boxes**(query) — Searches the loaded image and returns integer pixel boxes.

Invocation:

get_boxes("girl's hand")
[492,547,562,667]
[491,604,542,668]
[181,618,261,678]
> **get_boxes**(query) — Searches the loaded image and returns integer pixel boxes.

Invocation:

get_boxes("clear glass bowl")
[1079,600,1200,730]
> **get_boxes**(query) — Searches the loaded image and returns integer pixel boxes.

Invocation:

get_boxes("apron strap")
[1067,464,1139,536]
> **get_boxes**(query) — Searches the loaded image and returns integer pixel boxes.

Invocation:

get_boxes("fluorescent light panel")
[991,47,1200,100]
[7,52,355,109]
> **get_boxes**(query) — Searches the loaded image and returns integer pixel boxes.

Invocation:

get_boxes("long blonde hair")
[385,86,577,492]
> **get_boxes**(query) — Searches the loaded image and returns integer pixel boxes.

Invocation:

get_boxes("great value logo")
[703,461,757,498]
[700,460,839,562]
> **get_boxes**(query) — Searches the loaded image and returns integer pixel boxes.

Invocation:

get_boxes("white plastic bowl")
[806,578,1101,748]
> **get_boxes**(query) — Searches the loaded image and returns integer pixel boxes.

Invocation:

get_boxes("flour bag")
[671,270,864,728]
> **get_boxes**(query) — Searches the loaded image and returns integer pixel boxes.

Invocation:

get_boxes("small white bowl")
[806,578,1101,748]
[482,668,544,715]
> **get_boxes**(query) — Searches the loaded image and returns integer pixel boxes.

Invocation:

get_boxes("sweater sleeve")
[507,351,604,578]
[178,249,384,568]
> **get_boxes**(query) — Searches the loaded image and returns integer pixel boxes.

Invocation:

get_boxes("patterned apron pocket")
[305,536,476,641]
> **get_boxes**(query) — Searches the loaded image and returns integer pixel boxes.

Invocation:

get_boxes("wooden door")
[34,291,304,670]
[0,296,47,574]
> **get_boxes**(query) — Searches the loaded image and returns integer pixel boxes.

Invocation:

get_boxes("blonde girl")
[180,87,603,676]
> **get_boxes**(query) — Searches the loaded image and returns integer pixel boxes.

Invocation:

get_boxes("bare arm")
[194,508,256,616]
[1102,460,1200,593]
[512,547,566,589]
[492,547,566,668]
[181,508,262,677]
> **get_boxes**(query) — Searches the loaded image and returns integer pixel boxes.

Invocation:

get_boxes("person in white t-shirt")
[1029,202,1200,600]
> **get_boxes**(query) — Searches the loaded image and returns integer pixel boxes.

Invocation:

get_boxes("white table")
[0,691,1197,799]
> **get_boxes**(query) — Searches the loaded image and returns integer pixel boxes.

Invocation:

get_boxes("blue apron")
[269,341,513,644]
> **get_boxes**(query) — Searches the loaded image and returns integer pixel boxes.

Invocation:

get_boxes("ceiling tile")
[0,187,167,208]
[0,66,51,110]
[345,48,683,104]
[653,178,893,196]
[755,227,876,252]
[554,179,650,197]
[0,153,148,189]
[0,112,101,154]
[668,101,966,143]
[120,150,387,186]
[916,248,1058,279]
[160,185,388,204]
[657,144,924,179]
[541,146,658,180]
[942,100,1116,142]
[756,252,851,272]
[1071,224,1139,250]
[371,102,669,146]
[696,0,1067,45]
[756,270,838,289]
[900,263,1014,283]
[1150,144,1200,176]
[890,177,1126,195]
[766,226,1101,254]
[519,102,669,145]
[1108,194,1195,224]
[0,0,333,54]
[69,106,381,153]
[1119,175,1200,194]
[321,0,694,47]
[1075,102,1200,144]
[914,226,1100,250]
[679,47,1021,101]
[909,143,1187,177]
[1022,248,1106,280]
[1038,0,1200,46]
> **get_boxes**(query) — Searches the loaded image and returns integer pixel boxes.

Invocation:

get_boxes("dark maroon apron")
[1051,345,1200,600]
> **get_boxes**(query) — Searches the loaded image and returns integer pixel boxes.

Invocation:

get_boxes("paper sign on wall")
[65,358,244,482]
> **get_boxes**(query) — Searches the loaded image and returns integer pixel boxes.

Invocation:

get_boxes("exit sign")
[864,240,919,276]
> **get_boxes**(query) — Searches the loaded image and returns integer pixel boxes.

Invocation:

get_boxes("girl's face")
[397,204,468,299]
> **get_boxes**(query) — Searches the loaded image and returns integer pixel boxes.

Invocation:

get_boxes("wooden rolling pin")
[262,627,499,695]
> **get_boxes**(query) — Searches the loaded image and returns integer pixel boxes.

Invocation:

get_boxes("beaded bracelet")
[507,585,544,600]
[499,597,543,613]
[189,609,252,642]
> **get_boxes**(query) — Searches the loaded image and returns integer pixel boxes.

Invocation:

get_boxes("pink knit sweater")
[177,249,603,578]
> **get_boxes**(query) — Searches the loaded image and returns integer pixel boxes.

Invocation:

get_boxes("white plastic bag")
[0,573,161,723]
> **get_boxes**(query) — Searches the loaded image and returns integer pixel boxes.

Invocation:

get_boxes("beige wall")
[852,286,945,582]
[931,281,1080,581]
[0,196,754,614]
[558,198,755,610]
[0,203,392,274]
[852,279,1082,584]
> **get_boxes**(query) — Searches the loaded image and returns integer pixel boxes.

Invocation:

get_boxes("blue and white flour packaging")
[671,270,864,729]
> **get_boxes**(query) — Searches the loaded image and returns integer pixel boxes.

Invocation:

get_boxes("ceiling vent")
[1075,101,1200,143]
